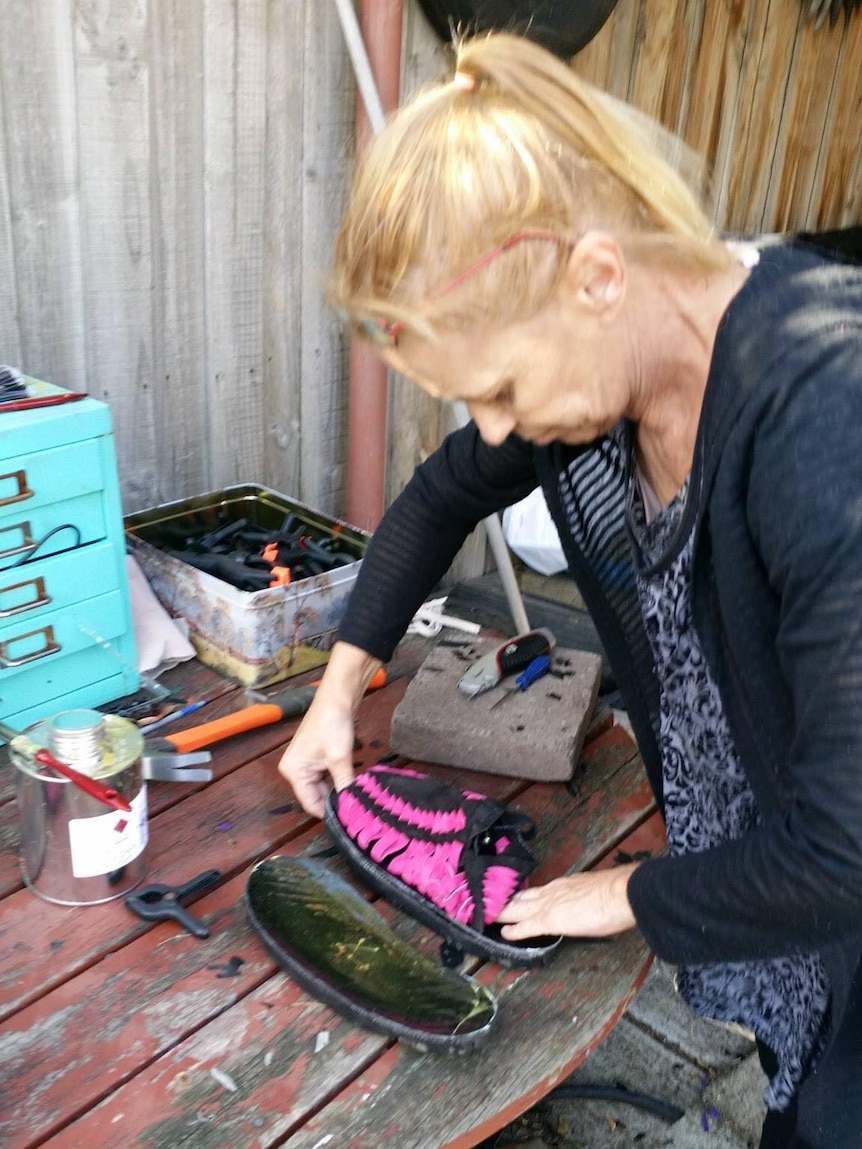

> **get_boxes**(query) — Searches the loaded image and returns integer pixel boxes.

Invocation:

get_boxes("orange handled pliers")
[145,667,387,755]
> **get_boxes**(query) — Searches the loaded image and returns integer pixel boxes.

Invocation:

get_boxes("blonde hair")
[331,33,732,339]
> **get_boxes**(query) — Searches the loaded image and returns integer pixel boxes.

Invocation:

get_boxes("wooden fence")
[0,0,354,519]
[571,0,862,234]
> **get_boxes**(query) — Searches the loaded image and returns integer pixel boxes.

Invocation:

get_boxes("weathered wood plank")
[697,0,756,229]
[40,956,392,1149]
[660,0,707,139]
[201,0,268,490]
[73,0,156,510]
[0,33,22,371]
[761,12,845,232]
[607,0,643,103]
[708,0,767,233]
[625,952,756,1071]
[297,0,353,515]
[528,746,656,882]
[723,0,800,235]
[0,744,14,807]
[570,8,617,90]
[261,0,305,498]
[0,0,83,389]
[666,0,707,139]
[0,793,22,897]
[680,0,735,195]
[147,0,209,504]
[0,799,20,897]
[627,0,685,124]
[807,14,862,229]
[383,0,451,525]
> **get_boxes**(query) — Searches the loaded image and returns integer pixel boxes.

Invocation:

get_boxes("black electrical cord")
[475,1082,686,1148]
[547,1082,685,1123]
[11,523,82,567]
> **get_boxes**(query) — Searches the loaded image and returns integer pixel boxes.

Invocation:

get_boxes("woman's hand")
[495,863,641,940]
[277,642,383,818]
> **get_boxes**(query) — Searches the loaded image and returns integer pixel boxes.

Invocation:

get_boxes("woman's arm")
[279,423,539,815]
[337,422,540,659]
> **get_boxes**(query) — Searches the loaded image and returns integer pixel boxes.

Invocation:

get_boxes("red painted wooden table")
[0,644,662,1149]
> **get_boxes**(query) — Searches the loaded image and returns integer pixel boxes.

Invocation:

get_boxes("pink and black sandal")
[325,764,561,967]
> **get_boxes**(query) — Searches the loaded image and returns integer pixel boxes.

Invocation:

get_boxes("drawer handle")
[0,625,61,667]
[0,469,35,508]
[0,575,51,618]
[0,520,35,564]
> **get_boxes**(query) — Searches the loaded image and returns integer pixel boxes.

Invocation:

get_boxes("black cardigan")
[338,239,862,1032]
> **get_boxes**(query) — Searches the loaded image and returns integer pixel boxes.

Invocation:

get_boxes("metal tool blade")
[141,750,213,783]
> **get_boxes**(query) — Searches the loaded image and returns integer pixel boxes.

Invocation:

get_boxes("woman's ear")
[562,231,626,319]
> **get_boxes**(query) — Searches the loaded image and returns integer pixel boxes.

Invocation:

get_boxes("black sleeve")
[793,227,862,265]
[628,322,862,965]
[337,424,539,661]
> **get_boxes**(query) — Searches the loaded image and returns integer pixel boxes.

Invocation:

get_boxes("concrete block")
[390,638,602,781]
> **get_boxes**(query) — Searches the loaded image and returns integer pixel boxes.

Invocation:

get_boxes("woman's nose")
[467,402,516,446]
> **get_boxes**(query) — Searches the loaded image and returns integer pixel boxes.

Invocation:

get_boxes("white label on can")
[68,786,149,879]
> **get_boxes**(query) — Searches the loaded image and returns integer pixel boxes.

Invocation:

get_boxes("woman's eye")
[493,382,514,405]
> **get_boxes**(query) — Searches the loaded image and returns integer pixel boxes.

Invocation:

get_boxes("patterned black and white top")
[628,474,830,1111]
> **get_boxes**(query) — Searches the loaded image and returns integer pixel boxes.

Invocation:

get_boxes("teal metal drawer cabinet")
[0,383,138,727]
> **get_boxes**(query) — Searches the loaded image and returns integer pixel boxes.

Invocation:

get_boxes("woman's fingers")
[277,704,356,817]
[497,866,641,939]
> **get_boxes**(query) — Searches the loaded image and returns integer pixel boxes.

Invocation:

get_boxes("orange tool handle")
[360,666,387,691]
[167,699,305,753]
[165,666,387,754]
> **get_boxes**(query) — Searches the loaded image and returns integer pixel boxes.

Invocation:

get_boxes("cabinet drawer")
[0,541,121,625]
[2,668,132,730]
[0,439,104,520]
[0,589,128,715]
[0,492,108,569]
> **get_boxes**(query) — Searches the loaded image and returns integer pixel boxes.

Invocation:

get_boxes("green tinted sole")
[245,856,499,1053]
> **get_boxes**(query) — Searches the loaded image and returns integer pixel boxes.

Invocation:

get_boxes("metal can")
[12,708,148,905]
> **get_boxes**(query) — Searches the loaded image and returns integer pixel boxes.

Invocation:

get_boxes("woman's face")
[386,232,632,448]
[389,251,631,449]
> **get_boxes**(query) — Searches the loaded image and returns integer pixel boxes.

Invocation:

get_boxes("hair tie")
[452,71,476,92]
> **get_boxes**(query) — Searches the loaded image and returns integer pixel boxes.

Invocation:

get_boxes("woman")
[278,33,862,1148]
